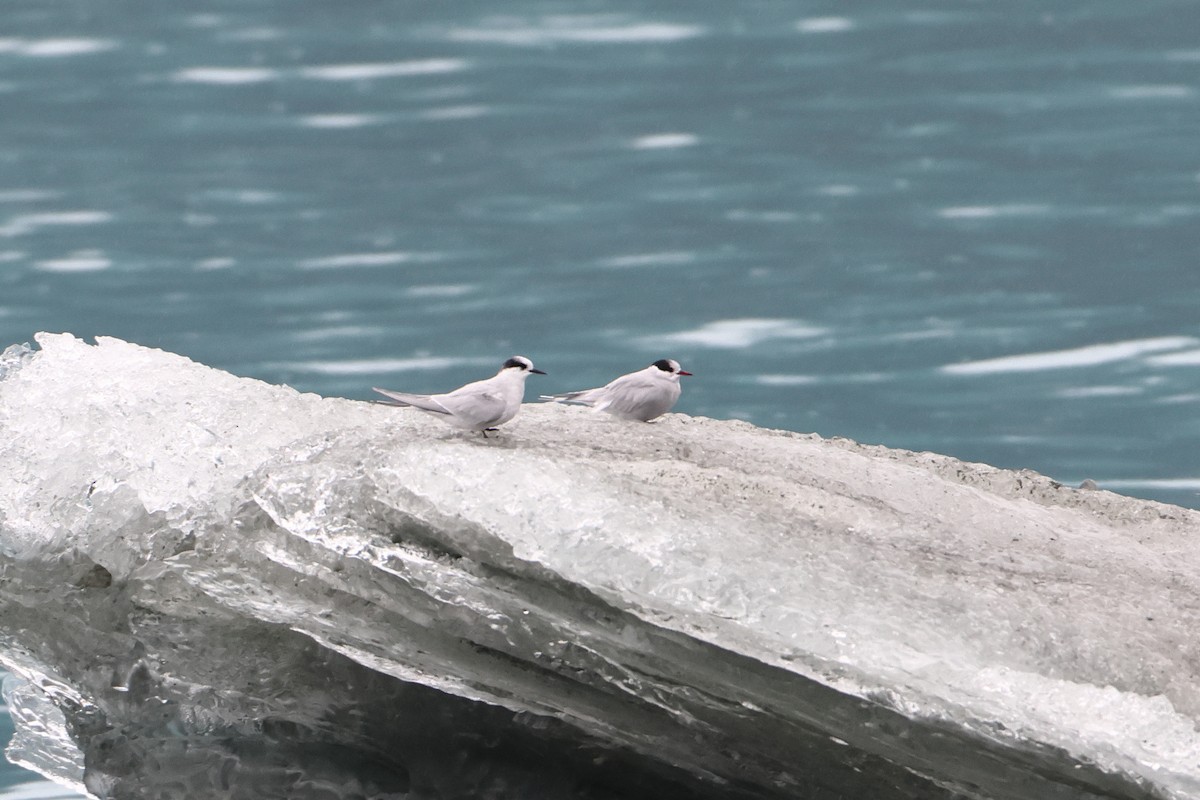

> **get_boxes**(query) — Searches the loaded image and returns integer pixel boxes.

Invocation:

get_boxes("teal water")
[2,2,1200,794]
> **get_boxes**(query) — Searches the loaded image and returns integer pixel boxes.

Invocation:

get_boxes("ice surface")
[1,333,1199,799]
[1,675,86,795]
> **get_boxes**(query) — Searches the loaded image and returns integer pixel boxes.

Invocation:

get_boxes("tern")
[373,356,545,435]
[541,358,691,422]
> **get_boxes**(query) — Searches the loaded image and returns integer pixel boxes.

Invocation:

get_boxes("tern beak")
[678,370,693,376]
[531,368,547,375]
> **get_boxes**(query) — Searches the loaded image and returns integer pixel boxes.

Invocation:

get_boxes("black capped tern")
[373,356,545,435]
[541,358,691,422]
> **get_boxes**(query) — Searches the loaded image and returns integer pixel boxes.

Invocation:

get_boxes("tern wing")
[592,372,678,420]
[435,386,508,428]
[372,388,452,415]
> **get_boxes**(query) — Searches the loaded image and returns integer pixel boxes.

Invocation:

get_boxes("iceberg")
[0,333,1197,799]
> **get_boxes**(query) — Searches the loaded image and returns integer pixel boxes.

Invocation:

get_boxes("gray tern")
[374,356,545,435]
[541,358,691,422]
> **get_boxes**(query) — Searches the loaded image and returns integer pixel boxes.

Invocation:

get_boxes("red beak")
[678,370,693,376]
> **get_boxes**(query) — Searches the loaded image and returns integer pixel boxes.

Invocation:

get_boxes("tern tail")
[371,388,451,414]
[540,389,598,406]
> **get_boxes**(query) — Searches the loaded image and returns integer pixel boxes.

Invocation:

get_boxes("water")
[2,1,1199,795]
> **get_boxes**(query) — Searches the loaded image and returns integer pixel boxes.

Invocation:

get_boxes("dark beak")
[678,370,693,376]
[531,368,547,375]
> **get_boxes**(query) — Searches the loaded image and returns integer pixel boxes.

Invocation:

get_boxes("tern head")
[502,355,546,375]
[651,358,692,377]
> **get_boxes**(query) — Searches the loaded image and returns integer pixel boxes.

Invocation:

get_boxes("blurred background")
[2,1,1199,793]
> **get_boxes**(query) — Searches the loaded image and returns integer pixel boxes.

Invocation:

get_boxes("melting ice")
[0,333,1198,799]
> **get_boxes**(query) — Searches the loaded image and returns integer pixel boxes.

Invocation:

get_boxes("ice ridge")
[0,333,1197,799]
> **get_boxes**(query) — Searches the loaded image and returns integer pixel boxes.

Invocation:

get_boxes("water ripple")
[0,190,59,204]
[174,59,468,87]
[298,252,440,269]
[298,114,385,129]
[299,59,468,81]
[0,211,112,238]
[1107,85,1194,100]
[404,284,476,298]
[596,251,696,268]
[0,38,117,57]
[418,105,490,121]
[796,17,856,34]
[272,356,492,376]
[35,251,111,273]
[172,67,279,85]
[1146,349,1200,367]
[629,133,698,150]
[641,319,828,349]
[447,17,704,46]
[942,337,1199,375]
[938,204,1051,219]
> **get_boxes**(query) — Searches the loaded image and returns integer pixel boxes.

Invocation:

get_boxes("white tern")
[541,359,691,422]
[374,356,545,435]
